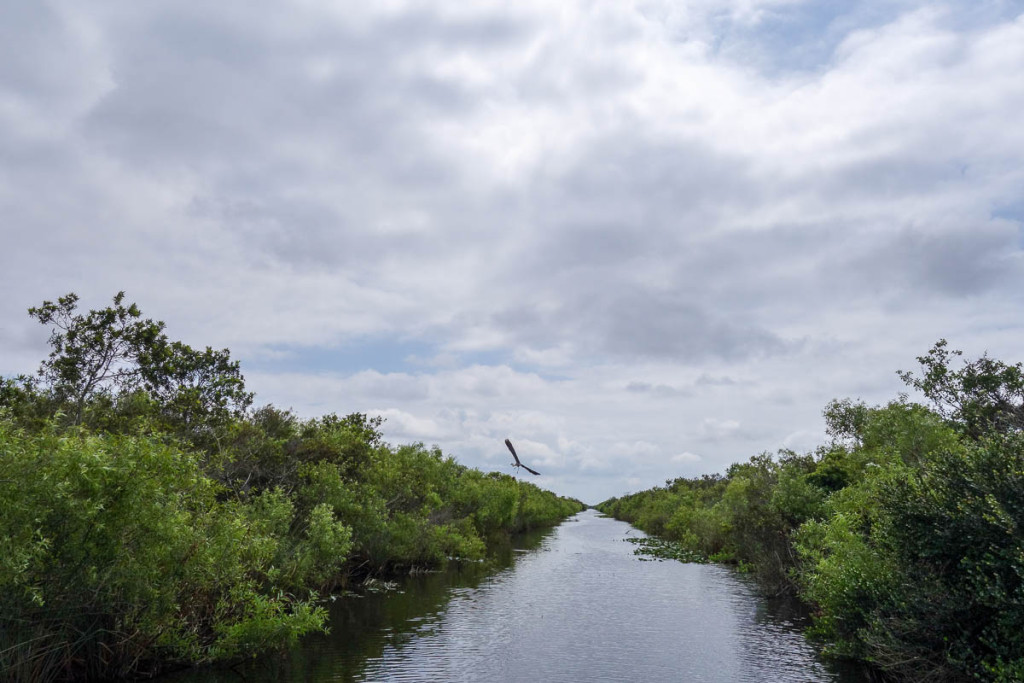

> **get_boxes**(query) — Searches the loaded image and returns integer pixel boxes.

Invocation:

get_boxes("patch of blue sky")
[438,348,508,370]
[247,338,440,375]
[992,196,1024,243]
[727,2,899,74]
[707,0,1016,76]
[935,0,1024,31]
[994,200,1024,222]
[245,338,526,376]
[245,337,576,381]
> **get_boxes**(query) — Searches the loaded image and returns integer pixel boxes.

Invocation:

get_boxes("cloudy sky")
[2,0,1023,503]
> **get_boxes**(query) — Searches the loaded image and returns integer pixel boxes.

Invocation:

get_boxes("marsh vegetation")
[0,292,583,680]
[599,341,1024,681]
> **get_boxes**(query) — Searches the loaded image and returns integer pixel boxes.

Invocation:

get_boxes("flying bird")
[505,438,540,476]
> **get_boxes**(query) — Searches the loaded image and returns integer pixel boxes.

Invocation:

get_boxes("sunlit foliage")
[599,343,1024,681]
[0,293,583,680]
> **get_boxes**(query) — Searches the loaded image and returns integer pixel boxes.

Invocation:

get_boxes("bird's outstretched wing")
[505,438,521,465]
[505,439,540,475]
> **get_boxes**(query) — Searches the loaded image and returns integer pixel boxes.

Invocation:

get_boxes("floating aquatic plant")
[625,536,707,564]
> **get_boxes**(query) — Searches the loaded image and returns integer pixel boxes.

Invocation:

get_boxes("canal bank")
[162,509,868,682]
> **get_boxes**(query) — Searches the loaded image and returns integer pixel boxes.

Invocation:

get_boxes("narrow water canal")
[164,509,866,682]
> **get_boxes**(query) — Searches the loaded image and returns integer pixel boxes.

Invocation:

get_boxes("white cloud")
[2,0,1023,503]
[671,451,702,464]
[374,408,448,440]
[699,418,743,440]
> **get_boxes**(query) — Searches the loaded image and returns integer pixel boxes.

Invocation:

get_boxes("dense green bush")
[599,344,1024,681]
[0,412,582,680]
[0,420,328,680]
[0,292,584,680]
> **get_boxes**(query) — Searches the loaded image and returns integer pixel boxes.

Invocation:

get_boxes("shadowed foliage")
[599,343,1024,682]
[0,293,583,680]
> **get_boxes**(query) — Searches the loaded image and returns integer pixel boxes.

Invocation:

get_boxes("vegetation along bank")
[0,292,584,680]
[598,340,1024,682]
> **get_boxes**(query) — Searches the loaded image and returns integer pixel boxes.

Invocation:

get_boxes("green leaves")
[600,343,1024,680]
[899,339,1024,439]
[0,421,327,678]
[22,292,252,440]
[28,291,166,423]
[144,341,254,438]
[1,291,584,679]
[626,536,707,563]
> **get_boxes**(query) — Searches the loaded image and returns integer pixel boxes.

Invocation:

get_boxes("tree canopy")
[599,341,1024,682]
[1,291,583,680]
[14,291,252,439]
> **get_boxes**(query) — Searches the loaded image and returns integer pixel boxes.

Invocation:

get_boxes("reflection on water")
[162,510,869,682]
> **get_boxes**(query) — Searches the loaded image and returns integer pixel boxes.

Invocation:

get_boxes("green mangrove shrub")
[599,342,1024,681]
[0,419,327,680]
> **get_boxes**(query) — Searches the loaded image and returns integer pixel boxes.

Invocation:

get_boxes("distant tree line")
[598,340,1024,682]
[0,292,584,681]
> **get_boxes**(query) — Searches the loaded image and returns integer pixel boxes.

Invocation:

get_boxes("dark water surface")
[164,509,867,682]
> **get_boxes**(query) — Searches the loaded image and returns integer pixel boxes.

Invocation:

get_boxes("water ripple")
[161,511,866,683]
[348,511,852,682]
